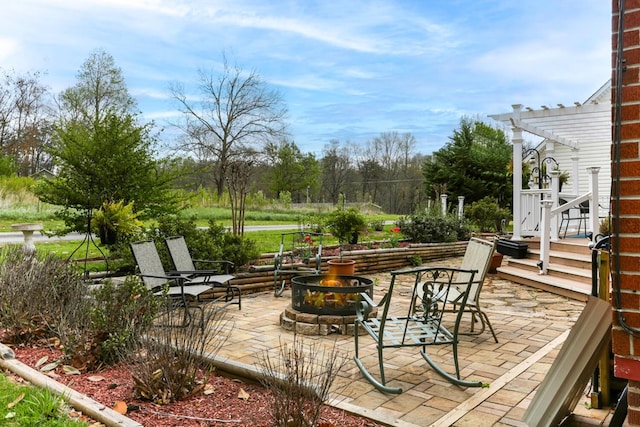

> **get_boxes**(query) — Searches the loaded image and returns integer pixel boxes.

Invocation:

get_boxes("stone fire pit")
[280,274,377,335]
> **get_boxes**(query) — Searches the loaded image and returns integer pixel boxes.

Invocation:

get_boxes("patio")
[204,257,613,427]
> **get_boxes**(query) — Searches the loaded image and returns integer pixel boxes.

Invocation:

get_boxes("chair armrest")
[355,291,390,321]
[192,259,235,273]
[141,272,189,282]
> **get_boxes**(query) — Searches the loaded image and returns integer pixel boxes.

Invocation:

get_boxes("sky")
[1,0,611,156]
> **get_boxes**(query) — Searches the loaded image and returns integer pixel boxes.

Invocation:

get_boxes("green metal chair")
[273,231,323,296]
[354,266,487,394]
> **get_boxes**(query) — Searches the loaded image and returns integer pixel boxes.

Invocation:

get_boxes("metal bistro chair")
[273,231,323,296]
[559,198,589,238]
[165,235,241,310]
[354,266,487,394]
[130,239,218,328]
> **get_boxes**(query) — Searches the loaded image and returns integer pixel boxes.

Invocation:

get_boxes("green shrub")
[397,213,470,243]
[89,277,159,365]
[325,208,366,245]
[466,197,511,232]
[149,215,260,270]
[369,219,384,231]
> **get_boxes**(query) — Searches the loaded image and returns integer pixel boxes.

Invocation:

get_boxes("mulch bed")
[5,343,385,427]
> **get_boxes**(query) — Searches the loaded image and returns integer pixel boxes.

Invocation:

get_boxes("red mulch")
[6,343,385,427]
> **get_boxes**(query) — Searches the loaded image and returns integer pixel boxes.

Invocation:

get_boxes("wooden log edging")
[231,241,468,295]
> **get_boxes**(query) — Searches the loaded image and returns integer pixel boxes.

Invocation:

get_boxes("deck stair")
[496,238,595,302]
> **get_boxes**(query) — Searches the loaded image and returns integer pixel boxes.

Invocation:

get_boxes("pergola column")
[511,105,523,241]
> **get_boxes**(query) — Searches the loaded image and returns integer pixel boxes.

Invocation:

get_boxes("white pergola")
[489,85,611,270]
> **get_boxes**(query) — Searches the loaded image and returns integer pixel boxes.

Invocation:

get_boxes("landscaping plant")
[129,304,231,404]
[257,335,349,427]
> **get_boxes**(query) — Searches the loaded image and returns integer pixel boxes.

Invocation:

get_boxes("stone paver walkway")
[206,258,612,427]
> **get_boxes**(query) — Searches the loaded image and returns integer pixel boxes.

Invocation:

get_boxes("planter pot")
[99,227,118,245]
[489,253,503,274]
[327,259,356,276]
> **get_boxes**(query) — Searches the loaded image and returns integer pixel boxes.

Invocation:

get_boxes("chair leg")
[353,321,403,394]
[420,348,485,388]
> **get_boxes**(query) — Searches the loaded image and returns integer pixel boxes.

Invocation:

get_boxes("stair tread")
[526,249,592,262]
[497,265,592,295]
[506,257,592,277]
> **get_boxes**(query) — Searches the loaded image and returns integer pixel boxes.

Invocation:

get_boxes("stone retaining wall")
[227,241,468,295]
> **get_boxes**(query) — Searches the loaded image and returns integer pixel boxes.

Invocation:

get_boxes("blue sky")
[1,0,610,156]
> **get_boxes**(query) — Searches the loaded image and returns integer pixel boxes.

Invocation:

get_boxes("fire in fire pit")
[291,274,374,316]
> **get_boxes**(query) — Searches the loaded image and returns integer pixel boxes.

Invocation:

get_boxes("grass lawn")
[0,374,87,426]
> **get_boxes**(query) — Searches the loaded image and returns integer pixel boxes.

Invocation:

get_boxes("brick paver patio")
[206,258,612,427]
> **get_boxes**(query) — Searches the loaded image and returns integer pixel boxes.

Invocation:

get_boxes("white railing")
[525,167,600,274]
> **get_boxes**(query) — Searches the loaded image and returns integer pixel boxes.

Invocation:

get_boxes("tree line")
[0,49,512,234]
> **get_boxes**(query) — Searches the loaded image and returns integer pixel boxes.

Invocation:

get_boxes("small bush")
[148,215,260,270]
[398,214,470,243]
[130,305,231,404]
[0,245,90,344]
[257,335,349,427]
[466,197,511,232]
[369,219,384,231]
[88,277,160,365]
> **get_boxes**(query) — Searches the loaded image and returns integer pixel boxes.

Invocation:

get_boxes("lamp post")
[523,148,559,189]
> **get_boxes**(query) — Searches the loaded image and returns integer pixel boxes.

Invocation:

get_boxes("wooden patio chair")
[354,266,488,394]
[130,239,222,328]
[164,235,241,310]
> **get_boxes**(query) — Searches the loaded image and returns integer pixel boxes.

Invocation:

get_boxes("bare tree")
[57,49,136,127]
[0,69,53,175]
[171,56,287,198]
[361,132,422,213]
[226,157,256,236]
[321,140,353,204]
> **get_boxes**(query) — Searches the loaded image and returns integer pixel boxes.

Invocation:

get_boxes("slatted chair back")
[458,237,495,303]
[165,235,196,271]
[130,240,168,292]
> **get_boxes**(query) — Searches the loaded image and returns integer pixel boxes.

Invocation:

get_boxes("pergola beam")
[509,117,578,148]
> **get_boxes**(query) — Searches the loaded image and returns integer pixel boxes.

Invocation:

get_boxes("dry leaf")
[203,384,215,395]
[63,365,81,375]
[40,361,58,372]
[238,388,250,401]
[35,356,48,368]
[7,393,24,408]
[151,369,163,381]
[45,371,60,379]
[113,400,127,415]
[87,375,105,382]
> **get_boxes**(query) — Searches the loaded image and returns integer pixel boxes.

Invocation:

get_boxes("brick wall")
[613,0,640,424]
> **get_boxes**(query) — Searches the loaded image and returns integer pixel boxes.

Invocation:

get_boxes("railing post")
[441,194,448,216]
[549,170,560,241]
[457,196,464,219]
[571,149,580,195]
[511,107,524,241]
[539,200,553,274]
[588,167,600,236]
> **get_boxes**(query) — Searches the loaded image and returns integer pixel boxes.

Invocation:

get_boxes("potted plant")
[92,200,143,245]
[325,207,366,275]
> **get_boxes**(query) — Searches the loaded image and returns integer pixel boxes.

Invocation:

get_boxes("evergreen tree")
[422,117,512,208]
